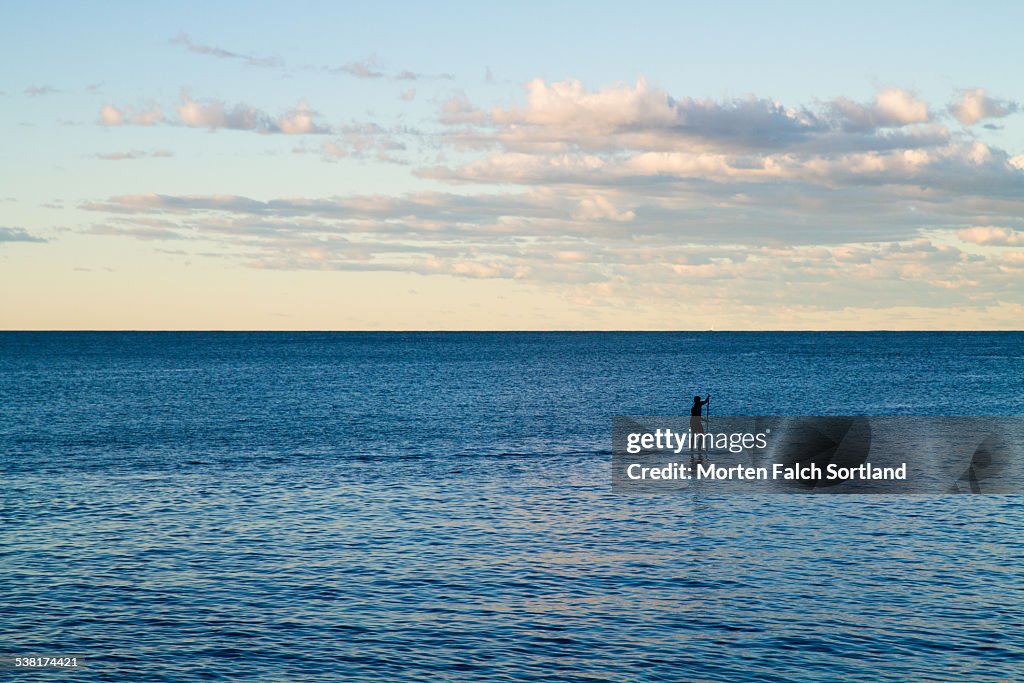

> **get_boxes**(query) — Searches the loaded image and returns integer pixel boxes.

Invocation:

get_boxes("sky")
[2,0,1023,330]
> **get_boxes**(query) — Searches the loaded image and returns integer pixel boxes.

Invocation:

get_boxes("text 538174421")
[4,656,83,669]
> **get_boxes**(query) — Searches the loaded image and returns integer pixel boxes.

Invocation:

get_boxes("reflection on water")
[3,332,1023,681]
[6,455,1023,682]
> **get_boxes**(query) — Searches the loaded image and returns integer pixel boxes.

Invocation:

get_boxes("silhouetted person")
[690,394,710,459]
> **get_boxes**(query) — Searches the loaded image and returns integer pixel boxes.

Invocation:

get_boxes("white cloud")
[178,92,258,130]
[98,94,331,134]
[424,78,1024,216]
[277,101,330,134]
[75,189,1024,312]
[174,92,331,134]
[442,79,952,161]
[99,104,123,126]
[477,78,824,153]
[99,104,162,126]
[75,76,1024,323]
[949,88,1019,125]
[573,195,635,222]
[491,77,677,130]
[957,226,1024,246]
[831,88,930,130]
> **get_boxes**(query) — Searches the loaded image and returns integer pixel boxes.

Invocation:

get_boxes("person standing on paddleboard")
[690,394,711,459]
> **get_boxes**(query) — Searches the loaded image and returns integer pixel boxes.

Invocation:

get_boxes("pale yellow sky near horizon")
[4,242,1023,330]
[4,6,1024,330]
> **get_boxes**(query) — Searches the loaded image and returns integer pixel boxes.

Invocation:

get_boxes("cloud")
[424,78,1024,215]
[573,195,635,222]
[76,190,1023,311]
[330,56,452,81]
[479,77,830,151]
[95,149,174,161]
[332,57,385,79]
[99,94,330,134]
[440,94,485,124]
[175,92,331,134]
[99,104,162,126]
[73,76,1024,324]
[419,139,1023,208]
[949,88,1019,125]
[830,88,930,130]
[170,32,283,68]
[957,226,1024,246]
[489,77,675,129]
[25,85,59,96]
[277,101,331,134]
[401,70,454,81]
[99,105,123,126]
[0,227,47,243]
[87,223,185,241]
[310,123,414,163]
[177,92,268,130]
[81,191,562,224]
[439,79,951,161]
[422,257,531,279]
[319,140,348,159]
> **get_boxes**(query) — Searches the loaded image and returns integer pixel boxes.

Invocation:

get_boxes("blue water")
[2,332,1023,682]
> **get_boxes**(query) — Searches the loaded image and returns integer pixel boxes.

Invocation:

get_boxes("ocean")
[2,332,1022,681]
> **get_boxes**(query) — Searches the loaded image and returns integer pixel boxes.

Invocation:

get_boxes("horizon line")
[2,329,1022,334]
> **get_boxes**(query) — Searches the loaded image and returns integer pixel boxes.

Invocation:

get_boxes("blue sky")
[2,1,1023,328]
